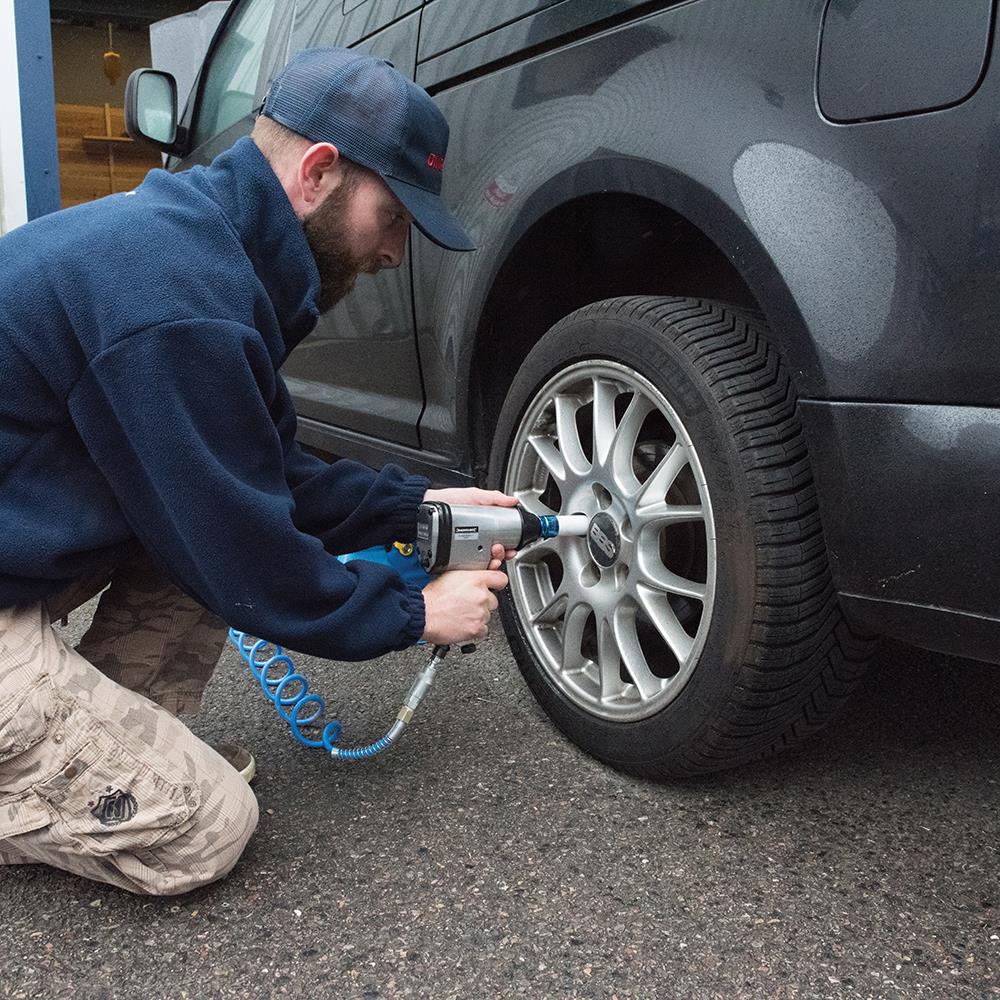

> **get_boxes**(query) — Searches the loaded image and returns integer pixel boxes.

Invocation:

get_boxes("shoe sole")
[238,754,256,784]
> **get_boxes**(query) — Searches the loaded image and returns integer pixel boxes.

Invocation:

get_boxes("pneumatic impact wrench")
[367,502,592,758]
[230,502,589,761]
[415,501,590,573]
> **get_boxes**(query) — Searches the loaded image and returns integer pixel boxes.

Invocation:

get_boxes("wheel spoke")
[636,525,708,599]
[529,587,567,626]
[635,441,689,508]
[613,605,663,701]
[527,432,566,484]
[511,532,560,562]
[560,601,592,672]
[514,539,590,596]
[638,560,707,601]
[595,614,623,699]
[636,584,695,663]
[554,393,590,477]
[591,377,619,469]
[610,394,656,489]
[513,493,555,518]
[635,502,705,527]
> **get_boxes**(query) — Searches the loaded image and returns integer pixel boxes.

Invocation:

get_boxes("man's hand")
[422,488,519,569]
[421,568,509,645]
[422,487,518,507]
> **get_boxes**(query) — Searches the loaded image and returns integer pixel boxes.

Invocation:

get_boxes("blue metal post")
[14,0,60,219]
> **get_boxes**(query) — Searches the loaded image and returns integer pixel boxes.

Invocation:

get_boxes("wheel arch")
[462,157,821,481]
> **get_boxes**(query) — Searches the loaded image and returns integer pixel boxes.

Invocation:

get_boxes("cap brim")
[383,175,476,252]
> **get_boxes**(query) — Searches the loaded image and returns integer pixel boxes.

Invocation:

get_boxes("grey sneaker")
[213,742,256,784]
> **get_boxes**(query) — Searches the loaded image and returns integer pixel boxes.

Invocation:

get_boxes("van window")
[192,0,276,147]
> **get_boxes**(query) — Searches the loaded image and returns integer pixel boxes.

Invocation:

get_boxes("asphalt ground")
[2,607,999,1000]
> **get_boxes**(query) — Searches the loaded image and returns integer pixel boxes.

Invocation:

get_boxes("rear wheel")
[488,296,874,778]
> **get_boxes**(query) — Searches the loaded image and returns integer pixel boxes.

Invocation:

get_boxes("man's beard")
[302,186,381,314]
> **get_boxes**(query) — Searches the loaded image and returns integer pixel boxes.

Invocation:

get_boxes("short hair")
[251,114,310,162]
[251,113,367,189]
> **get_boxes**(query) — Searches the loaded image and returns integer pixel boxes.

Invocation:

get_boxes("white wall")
[0,0,27,235]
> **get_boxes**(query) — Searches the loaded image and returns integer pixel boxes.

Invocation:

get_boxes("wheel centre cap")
[587,512,621,567]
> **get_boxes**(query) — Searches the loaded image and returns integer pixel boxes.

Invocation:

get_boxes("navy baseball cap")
[262,47,475,252]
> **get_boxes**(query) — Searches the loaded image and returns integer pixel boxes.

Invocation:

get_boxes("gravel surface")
[2,609,999,999]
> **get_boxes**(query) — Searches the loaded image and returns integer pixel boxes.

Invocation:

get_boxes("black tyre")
[488,296,874,778]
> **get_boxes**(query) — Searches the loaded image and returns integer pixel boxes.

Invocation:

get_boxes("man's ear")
[296,142,341,210]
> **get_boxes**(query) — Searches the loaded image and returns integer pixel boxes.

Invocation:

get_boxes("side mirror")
[124,69,179,150]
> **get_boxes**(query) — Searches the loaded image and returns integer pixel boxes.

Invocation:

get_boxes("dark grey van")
[126,0,1000,777]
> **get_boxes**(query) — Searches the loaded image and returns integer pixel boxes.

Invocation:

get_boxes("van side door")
[174,0,427,451]
[278,0,427,450]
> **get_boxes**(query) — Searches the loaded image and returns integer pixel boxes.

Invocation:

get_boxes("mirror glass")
[137,72,176,145]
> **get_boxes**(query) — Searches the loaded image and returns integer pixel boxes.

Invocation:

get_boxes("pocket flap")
[0,674,54,765]
[0,790,51,839]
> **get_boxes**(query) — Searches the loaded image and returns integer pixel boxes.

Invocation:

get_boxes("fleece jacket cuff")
[398,584,427,648]
[386,474,432,542]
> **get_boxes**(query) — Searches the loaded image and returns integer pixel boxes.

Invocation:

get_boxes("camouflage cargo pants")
[0,549,258,895]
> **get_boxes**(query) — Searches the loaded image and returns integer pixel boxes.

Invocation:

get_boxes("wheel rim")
[504,360,717,722]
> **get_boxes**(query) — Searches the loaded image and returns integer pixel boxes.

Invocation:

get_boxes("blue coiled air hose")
[229,628,453,761]
[228,539,452,761]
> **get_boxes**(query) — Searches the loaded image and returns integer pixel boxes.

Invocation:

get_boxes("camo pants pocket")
[0,672,75,844]
[1,602,255,894]
[0,679,199,860]
[30,694,201,855]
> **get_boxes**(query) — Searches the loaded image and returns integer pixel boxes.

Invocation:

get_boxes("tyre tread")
[496,295,875,780]
[623,297,873,778]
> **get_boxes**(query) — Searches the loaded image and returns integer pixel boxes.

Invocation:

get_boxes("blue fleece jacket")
[0,137,429,660]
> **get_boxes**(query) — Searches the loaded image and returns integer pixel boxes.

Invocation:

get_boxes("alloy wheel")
[504,360,717,722]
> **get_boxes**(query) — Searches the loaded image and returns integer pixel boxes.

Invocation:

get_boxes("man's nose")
[379,228,408,269]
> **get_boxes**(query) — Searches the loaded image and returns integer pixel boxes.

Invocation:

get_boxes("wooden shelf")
[57,103,161,207]
[81,134,147,155]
